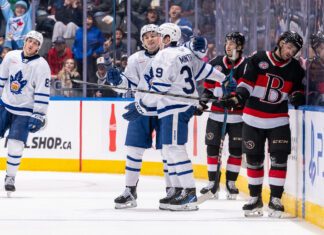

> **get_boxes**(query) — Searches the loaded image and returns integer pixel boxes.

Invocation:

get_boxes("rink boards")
[0,99,323,228]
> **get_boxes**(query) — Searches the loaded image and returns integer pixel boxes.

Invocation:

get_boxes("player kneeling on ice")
[122,23,226,211]
[220,31,305,218]
[0,31,51,197]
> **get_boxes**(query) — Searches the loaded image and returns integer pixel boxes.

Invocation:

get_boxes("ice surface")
[0,171,322,235]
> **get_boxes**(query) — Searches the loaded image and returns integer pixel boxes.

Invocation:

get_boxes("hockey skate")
[4,175,16,198]
[200,181,219,199]
[268,196,284,218]
[225,180,239,200]
[243,196,263,217]
[159,187,182,210]
[169,188,198,211]
[114,186,137,209]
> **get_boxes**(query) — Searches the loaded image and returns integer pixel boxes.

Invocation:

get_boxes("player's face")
[225,40,237,57]
[23,38,40,57]
[143,31,160,52]
[280,42,299,60]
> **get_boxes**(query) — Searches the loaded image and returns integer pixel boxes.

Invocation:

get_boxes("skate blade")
[268,209,284,218]
[159,203,170,210]
[197,191,217,204]
[169,202,198,211]
[6,191,13,198]
[115,201,137,209]
[226,193,238,200]
[244,208,263,217]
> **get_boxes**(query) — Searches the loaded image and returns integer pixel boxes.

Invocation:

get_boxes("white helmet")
[140,24,159,43]
[25,30,43,48]
[158,23,181,43]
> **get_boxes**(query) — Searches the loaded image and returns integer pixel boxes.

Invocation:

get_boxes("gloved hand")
[192,36,207,51]
[222,75,237,95]
[107,67,122,86]
[220,92,245,110]
[28,113,46,133]
[122,102,144,121]
[194,101,209,116]
[289,91,305,108]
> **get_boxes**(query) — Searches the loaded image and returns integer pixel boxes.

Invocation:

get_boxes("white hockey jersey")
[0,50,51,116]
[119,50,155,100]
[141,46,226,118]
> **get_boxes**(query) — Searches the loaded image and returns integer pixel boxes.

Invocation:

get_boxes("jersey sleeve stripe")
[151,86,162,92]
[35,101,49,105]
[194,62,206,80]
[34,93,50,97]
[0,77,8,81]
[202,66,214,80]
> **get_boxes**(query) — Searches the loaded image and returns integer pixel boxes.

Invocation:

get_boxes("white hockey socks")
[6,139,24,177]
[125,146,145,187]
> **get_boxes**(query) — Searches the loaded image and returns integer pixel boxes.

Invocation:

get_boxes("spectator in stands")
[51,0,82,42]
[170,0,194,17]
[168,4,193,43]
[47,36,73,78]
[47,0,64,14]
[93,56,117,97]
[0,47,11,64]
[119,54,128,72]
[57,58,81,97]
[198,0,216,38]
[1,0,32,49]
[132,6,163,47]
[103,28,127,68]
[87,0,112,16]
[73,13,104,88]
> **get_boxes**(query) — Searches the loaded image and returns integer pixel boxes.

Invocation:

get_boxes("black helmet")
[225,32,245,47]
[310,31,324,51]
[277,31,303,51]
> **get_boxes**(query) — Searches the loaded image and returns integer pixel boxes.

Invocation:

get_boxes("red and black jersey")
[237,51,305,129]
[203,55,248,122]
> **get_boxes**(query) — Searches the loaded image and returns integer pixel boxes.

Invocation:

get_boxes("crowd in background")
[0,0,323,105]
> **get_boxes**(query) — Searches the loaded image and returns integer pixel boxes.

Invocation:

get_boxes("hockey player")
[220,31,305,217]
[0,30,51,196]
[122,23,226,211]
[107,24,163,209]
[108,24,213,209]
[200,32,248,200]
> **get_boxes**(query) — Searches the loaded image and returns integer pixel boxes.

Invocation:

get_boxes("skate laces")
[5,176,15,186]
[166,187,175,197]
[246,196,259,205]
[271,197,282,206]
[205,181,215,190]
[121,187,133,198]
[227,181,237,190]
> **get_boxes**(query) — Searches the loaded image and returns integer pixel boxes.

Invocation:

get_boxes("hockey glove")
[192,36,207,51]
[222,75,237,94]
[122,102,144,121]
[107,67,122,86]
[28,113,46,133]
[194,101,209,116]
[289,91,305,108]
[220,92,245,110]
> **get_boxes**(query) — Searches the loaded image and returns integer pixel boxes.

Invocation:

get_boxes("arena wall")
[0,99,323,228]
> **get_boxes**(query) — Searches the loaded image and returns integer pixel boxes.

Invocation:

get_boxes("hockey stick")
[72,79,219,103]
[197,54,235,205]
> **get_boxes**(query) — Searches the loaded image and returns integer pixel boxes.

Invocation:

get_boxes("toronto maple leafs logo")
[10,71,27,95]
[144,67,154,89]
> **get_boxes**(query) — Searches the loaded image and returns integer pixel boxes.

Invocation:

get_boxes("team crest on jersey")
[144,67,154,89]
[10,71,27,95]
[215,65,223,72]
[258,61,269,69]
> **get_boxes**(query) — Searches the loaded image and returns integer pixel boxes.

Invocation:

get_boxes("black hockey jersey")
[237,51,305,129]
[203,55,248,123]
